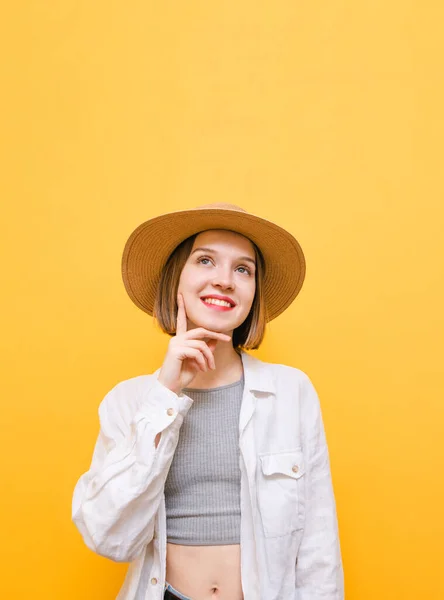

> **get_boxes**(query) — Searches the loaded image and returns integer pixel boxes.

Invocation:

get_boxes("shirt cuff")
[135,377,194,428]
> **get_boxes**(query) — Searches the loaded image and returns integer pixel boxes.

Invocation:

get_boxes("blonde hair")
[152,232,267,351]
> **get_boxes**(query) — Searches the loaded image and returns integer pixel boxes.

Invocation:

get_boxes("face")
[177,229,257,335]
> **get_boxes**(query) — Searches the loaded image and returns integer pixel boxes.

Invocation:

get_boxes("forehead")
[192,229,255,257]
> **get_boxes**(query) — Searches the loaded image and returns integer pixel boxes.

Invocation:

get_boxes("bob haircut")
[153,231,267,351]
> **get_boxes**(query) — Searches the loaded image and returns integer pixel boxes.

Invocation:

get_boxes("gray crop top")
[164,374,244,545]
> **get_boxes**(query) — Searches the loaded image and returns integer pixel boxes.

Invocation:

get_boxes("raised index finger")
[176,292,188,336]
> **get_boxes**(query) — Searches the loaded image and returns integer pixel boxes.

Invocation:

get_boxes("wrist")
[157,374,182,396]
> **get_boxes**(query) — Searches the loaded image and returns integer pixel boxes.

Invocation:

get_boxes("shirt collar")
[240,350,276,395]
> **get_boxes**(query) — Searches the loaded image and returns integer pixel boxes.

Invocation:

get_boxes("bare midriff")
[166,542,244,600]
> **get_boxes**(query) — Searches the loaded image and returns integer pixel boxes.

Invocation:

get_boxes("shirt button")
[166,408,175,416]
[292,465,299,473]
[151,577,158,585]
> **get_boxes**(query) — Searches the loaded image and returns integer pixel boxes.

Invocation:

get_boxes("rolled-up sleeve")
[296,374,344,599]
[72,377,193,563]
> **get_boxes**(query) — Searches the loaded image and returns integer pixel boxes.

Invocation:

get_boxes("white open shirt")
[72,350,344,600]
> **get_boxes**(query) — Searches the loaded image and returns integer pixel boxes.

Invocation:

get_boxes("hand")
[157,293,231,395]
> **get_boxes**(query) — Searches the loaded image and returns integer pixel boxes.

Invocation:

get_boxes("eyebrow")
[191,247,256,266]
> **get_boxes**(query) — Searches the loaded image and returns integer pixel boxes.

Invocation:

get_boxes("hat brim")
[121,207,306,322]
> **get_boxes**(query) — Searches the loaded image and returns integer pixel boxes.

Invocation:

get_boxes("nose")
[211,266,235,290]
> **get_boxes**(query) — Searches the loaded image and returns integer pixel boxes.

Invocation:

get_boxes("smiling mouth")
[200,298,235,310]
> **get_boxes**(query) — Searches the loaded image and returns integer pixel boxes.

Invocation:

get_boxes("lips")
[200,295,236,307]
[200,298,235,311]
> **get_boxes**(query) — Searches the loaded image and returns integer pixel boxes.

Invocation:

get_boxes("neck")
[186,336,243,389]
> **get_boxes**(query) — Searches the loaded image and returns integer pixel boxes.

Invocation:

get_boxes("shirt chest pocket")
[257,449,306,538]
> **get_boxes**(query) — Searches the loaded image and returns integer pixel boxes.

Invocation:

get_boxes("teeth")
[203,298,232,307]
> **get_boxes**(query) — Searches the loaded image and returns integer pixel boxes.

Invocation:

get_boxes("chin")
[192,315,234,334]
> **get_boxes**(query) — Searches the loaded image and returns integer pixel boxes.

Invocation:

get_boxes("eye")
[196,256,252,276]
[196,256,212,265]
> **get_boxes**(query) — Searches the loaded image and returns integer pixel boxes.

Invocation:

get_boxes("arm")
[71,377,193,563]
[296,374,344,599]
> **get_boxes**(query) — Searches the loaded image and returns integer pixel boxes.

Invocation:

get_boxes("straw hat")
[121,203,306,322]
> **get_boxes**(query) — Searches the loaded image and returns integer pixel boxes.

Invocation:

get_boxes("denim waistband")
[164,581,193,600]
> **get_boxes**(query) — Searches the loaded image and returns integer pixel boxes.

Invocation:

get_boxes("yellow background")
[1,1,443,598]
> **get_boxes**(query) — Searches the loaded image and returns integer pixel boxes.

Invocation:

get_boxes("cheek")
[243,282,256,307]
[179,265,199,288]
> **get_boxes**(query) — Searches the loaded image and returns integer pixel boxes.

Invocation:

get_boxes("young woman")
[72,203,344,600]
